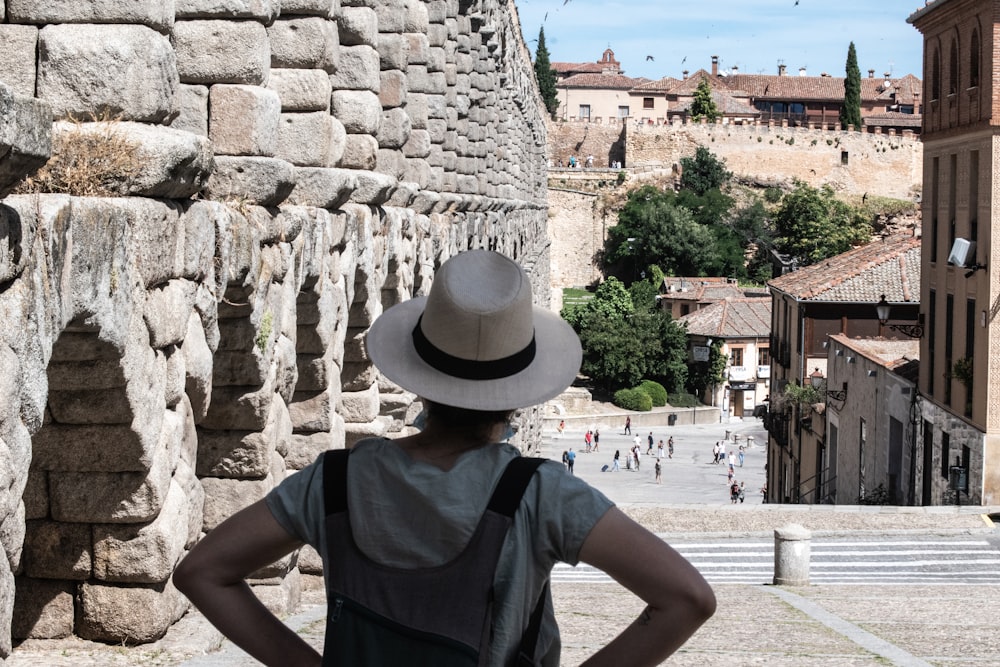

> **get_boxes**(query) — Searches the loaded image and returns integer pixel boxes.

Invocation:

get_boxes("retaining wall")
[0,0,548,653]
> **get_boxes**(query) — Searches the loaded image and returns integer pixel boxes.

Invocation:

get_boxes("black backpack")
[320,449,548,666]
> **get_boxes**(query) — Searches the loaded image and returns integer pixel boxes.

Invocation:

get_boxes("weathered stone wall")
[0,0,548,653]
[627,119,923,200]
[547,188,614,291]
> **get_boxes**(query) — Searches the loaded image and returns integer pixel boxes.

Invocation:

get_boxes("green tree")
[690,78,721,123]
[533,27,559,118]
[606,186,721,280]
[680,146,732,196]
[840,42,862,131]
[561,276,688,393]
[773,181,872,266]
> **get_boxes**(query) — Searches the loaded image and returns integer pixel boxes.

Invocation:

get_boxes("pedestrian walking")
[593,429,600,452]
[612,449,620,471]
[657,440,665,460]
[655,460,662,485]
[646,432,654,455]
[738,481,746,503]
[668,436,674,459]
[561,450,569,469]
[584,430,592,453]
[557,419,565,438]
[728,451,736,469]
[566,447,576,475]
[738,445,745,467]
[624,415,631,435]
[730,481,740,504]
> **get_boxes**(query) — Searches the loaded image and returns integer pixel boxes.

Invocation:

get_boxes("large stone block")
[197,397,288,478]
[173,20,270,86]
[331,89,382,134]
[338,7,377,47]
[200,385,276,431]
[276,112,345,167]
[377,34,408,72]
[166,84,209,137]
[375,149,408,180]
[48,447,172,523]
[22,471,48,520]
[77,579,186,643]
[280,0,338,17]
[267,69,332,112]
[176,0,279,21]
[343,415,391,447]
[37,25,177,123]
[286,167,357,209]
[21,520,91,580]
[267,17,338,71]
[200,471,275,531]
[0,203,35,286]
[288,390,335,432]
[339,134,378,171]
[12,577,74,640]
[329,45,379,92]
[378,70,407,109]
[0,25,38,98]
[92,479,188,583]
[402,128,431,158]
[285,427,339,470]
[8,0,173,29]
[203,156,296,207]
[0,84,52,198]
[144,279,198,348]
[209,84,281,157]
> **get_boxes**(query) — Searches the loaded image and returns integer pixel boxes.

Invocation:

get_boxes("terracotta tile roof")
[864,112,922,128]
[633,76,682,92]
[830,334,920,379]
[680,297,772,338]
[722,73,923,103]
[671,88,759,116]
[551,61,608,75]
[768,235,921,303]
[667,70,716,95]
[560,73,648,89]
[660,277,768,302]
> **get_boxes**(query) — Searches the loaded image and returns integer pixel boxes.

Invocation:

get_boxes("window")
[840,151,849,166]
[941,431,950,480]
[757,347,770,366]
[931,157,939,261]
[949,39,958,95]
[932,48,941,100]
[970,29,981,87]
[578,104,591,120]
[945,293,954,406]
[730,348,743,366]
[643,97,654,109]
[789,103,805,115]
[969,151,979,243]
[617,106,630,119]
[927,290,936,395]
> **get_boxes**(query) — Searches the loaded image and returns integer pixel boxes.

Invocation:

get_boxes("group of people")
[558,154,595,169]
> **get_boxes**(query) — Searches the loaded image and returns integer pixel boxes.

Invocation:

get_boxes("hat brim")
[366,296,582,411]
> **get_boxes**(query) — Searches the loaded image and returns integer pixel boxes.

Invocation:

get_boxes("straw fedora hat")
[366,250,582,411]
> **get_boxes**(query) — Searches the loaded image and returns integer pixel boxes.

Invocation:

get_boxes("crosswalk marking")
[551,536,1000,585]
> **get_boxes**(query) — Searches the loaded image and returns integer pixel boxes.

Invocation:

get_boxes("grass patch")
[13,115,146,197]
[562,287,593,308]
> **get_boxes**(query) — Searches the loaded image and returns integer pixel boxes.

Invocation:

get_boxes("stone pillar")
[773,523,810,586]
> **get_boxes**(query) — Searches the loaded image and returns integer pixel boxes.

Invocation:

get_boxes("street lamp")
[808,368,847,401]
[876,295,924,338]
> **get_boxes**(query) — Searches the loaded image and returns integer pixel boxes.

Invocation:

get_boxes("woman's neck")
[393,421,504,471]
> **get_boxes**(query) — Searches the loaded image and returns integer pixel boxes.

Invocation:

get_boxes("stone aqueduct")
[0,0,550,652]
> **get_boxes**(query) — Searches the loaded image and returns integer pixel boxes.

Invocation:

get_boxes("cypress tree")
[840,42,862,131]
[534,27,559,118]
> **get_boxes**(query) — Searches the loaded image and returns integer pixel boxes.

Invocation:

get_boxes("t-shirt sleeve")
[529,461,614,567]
[264,454,327,549]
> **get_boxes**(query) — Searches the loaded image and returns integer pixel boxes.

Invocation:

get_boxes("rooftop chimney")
[868,69,875,78]
[711,55,719,77]
[682,69,689,80]
[778,63,786,76]
[799,66,807,76]
[731,64,739,74]
[884,72,892,87]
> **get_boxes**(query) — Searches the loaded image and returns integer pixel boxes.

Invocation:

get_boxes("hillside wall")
[0,0,548,652]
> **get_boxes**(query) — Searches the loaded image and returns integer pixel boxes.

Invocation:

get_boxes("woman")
[173,250,715,666]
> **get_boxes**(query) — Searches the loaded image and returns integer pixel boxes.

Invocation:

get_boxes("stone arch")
[15,312,193,643]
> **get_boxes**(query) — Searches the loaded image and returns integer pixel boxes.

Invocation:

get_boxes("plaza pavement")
[8,418,1000,666]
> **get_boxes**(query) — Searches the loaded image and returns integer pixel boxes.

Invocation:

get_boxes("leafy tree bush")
[639,380,668,407]
[613,388,653,411]
[679,146,732,196]
[840,42,862,131]
[773,181,872,266]
[533,27,559,118]
[667,392,700,408]
[690,78,721,124]
[686,339,727,398]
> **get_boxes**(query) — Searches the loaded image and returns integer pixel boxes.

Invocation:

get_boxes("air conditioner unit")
[948,238,976,268]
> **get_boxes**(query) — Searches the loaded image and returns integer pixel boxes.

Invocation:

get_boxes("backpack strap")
[486,456,544,517]
[323,449,351,516]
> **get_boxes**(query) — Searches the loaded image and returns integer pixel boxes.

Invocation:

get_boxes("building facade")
[910,0,1000,505]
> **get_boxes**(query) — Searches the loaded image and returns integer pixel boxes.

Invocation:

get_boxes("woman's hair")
[423,400,515,441]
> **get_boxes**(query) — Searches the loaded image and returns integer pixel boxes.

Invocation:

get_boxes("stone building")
[765,235,921,503]
[0,0,549,655]
[910,0,1000,505]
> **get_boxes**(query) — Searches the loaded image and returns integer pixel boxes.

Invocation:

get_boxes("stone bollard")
[773,523,811,586]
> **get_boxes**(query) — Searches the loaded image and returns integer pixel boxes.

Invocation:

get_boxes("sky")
[516,0,926,82]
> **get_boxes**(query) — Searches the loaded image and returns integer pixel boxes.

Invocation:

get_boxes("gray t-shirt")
[265,437,614,666]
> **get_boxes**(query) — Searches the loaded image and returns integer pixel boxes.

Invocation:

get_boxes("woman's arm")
[577,507,716,666]
[173,499,321,666]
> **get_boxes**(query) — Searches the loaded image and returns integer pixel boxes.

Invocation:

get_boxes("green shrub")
[613,388,653,411]
[639,380,668,407]
[667,391,700,408]
[764,187,783,203]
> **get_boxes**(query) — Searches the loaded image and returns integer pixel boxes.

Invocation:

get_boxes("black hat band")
[411,315,537,380]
